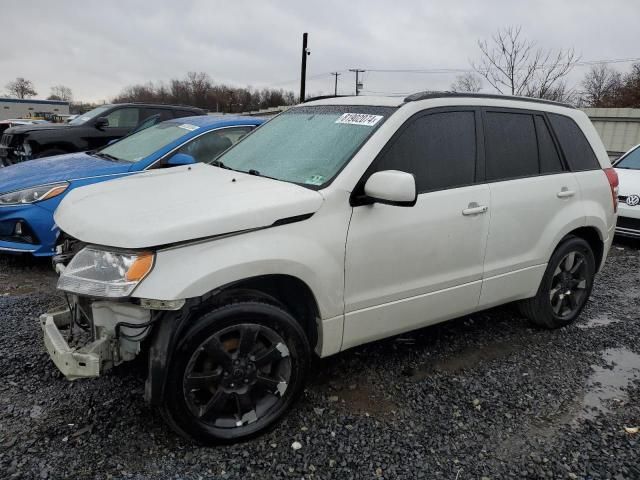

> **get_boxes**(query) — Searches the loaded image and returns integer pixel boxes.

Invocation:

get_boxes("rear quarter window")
[548,113,600,171]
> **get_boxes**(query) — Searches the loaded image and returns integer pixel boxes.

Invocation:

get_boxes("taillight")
[603,168,619,213]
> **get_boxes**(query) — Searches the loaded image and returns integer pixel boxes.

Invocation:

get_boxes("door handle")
[557,188,575,199]
[462,203,488,216]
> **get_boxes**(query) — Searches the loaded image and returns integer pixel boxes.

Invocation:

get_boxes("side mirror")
[94,117,109,129]
[364,170,417,207]
[166,153,196,166]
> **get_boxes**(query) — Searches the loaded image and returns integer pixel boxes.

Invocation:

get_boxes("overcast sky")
[2,0,639,103]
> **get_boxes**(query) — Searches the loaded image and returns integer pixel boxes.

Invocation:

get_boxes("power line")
[265,70,346,88]
[264,56,640,92]
[359,89,413,96]
[361,57,640,75]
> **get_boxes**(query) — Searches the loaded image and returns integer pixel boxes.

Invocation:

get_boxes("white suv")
[42,92,618,443]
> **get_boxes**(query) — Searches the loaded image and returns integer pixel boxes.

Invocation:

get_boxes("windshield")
[215,105,395,187]
[68,106,111,125]
[97,121,195,163]
[616,146,640,170]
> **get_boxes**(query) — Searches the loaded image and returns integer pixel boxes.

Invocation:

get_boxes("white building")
[0,98,70,121]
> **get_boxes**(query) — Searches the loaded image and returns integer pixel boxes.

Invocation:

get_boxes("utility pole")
[299,33,310,103]
[330,72,341,96]
[349,69,365,95]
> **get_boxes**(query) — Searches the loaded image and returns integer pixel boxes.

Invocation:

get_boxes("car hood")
[0,152,132,194]
[55,163,324,249]
[5,123,69,135]
[615,167,640,196]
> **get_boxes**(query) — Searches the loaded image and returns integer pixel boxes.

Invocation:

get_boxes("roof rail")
[111,102,205,110]
[403,91,574,109]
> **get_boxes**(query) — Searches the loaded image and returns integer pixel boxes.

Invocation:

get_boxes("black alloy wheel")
[183,323,292,428]
[549,251,589,318]
[519,236,596,329]
[161,301,310,444]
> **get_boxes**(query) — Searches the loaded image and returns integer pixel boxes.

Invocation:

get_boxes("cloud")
[1,0,638,102]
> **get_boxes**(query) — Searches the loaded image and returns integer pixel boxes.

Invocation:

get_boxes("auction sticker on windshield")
[335,113,383,127]
[177,124,199,131]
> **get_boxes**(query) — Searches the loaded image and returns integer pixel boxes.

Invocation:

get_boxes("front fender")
[132,208,350,321]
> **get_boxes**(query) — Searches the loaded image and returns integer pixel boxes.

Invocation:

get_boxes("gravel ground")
[0,240,639,480]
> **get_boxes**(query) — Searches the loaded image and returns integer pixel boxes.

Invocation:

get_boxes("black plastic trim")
[272,213,314,226]
[156,212,316,251]
[403,91,575,109]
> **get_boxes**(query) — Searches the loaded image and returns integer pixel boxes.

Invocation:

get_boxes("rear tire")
[518,236,595,329]
[160,301,310,444]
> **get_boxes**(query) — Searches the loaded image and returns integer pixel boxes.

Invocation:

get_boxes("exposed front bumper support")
[40,302,151,381]
[40,310,107,380]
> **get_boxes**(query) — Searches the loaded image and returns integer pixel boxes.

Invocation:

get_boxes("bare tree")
[581,64,622,106]
[450,73,482,93]
[6,77,38,99]
[537,81,579,105]
[113,72,295,112]
[48,85,73,102]
[472,26,579,98]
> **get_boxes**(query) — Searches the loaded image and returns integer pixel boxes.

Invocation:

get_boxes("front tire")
[519,236,595,329]
[161,301,310,444]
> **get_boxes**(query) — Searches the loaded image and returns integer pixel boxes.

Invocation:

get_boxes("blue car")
[0,115,263,256]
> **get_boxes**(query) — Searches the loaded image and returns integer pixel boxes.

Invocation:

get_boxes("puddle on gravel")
[576,314,620,329]
[338,384,397,416]
[577,347,640,422]
[406,341,521,381]
[493,347,640,460]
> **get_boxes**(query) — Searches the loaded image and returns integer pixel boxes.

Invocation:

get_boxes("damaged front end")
[40,298,154,380]
[41,245,183,381]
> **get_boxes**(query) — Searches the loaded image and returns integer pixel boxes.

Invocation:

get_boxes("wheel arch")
[562,225,604,270]
[145,274,322,406]
[209,274,321,350]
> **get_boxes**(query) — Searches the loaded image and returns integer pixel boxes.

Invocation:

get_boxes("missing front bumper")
[40,310,106,380]
[40,302,152,381]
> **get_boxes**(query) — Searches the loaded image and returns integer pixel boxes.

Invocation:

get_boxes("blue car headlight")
[0,182,69,205]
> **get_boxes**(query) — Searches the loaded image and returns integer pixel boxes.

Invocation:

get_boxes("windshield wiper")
[92,151,122,162]
[210,161,275,180]
[210,159,231,170]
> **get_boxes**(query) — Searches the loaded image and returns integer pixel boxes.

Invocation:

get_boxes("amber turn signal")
[125,253,154,282]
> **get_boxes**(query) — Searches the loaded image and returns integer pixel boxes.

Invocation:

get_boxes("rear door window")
[373,111,477,193]
[548,113,600,171]
[174,110,200,119]
[484,111,538,181]
[104,107,140,128]
[143,108,174,122]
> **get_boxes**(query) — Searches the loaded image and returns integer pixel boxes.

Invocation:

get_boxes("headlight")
[58,247,155,298]
[0,182,69,205]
